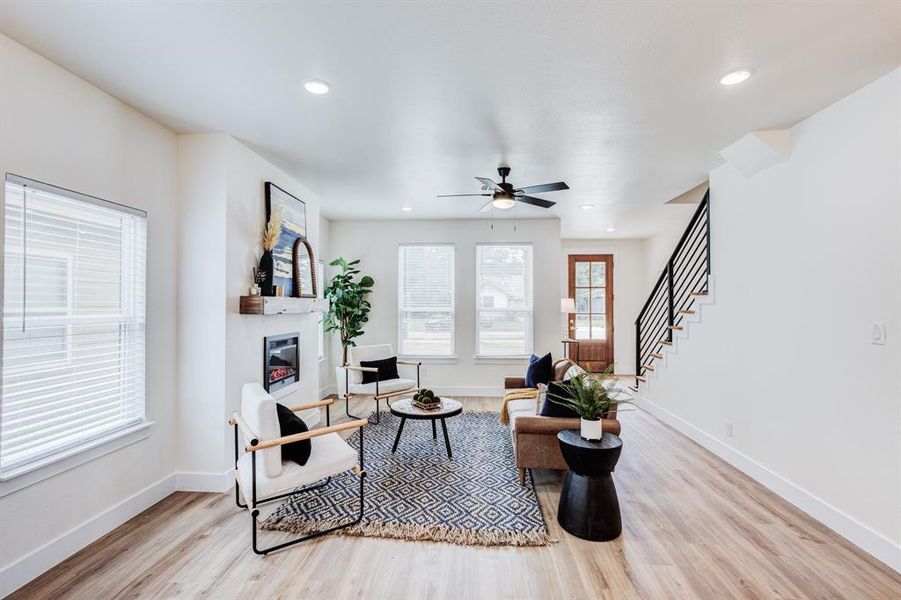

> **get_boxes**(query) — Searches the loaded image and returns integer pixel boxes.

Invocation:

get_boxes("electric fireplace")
[264,332,299,393]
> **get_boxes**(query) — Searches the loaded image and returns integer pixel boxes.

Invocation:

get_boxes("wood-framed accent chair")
[336,344,421,424]
[229,383,368,555]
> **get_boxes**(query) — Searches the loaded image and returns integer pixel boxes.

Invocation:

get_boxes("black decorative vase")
[259,250,274,296]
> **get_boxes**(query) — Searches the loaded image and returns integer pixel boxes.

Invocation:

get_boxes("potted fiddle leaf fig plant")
[322,257,374,364]
[547,367,632,441]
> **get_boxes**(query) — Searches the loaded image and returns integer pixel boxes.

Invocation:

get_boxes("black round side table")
[556,430,623,541]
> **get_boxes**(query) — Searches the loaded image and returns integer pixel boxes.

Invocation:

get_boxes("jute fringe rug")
[263,410,554,547]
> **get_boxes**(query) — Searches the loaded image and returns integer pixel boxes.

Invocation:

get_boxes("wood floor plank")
[9,396,901,599]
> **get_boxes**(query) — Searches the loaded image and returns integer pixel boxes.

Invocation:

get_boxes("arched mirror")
[292,238,317,298]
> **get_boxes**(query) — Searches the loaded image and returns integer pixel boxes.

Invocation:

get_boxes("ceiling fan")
[438,166,569,212]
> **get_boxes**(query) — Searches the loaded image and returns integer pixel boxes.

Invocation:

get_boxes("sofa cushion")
[507,398,538,432]
[348,377,416,396]
[540,380,581,419]
[524,353,554,388]
[241,383,282,478]
[360,356,400,384]
[275,403,311,466]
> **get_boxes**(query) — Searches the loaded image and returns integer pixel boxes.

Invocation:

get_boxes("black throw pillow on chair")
[525,352,554,388]
[360,356,400,384]
[276,403,311,466]
[540,380,581,419]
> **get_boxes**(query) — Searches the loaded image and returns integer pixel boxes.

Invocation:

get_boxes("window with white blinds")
[475,243,533,357]
[1,174,147,478]
[398,244,455,356]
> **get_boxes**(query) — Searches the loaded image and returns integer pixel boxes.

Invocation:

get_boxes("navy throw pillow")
[540,380,581,418]
[525,352,554,388]
[276,403,311,466]
[360,356,400,384]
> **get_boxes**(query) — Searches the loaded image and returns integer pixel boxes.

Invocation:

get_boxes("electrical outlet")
[872,322,886,345]
[725,421,733,438]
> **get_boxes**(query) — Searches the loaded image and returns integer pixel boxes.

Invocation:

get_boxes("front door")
[567,254,614,372]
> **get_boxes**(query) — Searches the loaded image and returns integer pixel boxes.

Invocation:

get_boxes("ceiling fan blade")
[516,195,556,209]
[436,193,492,197]
[515,181,569,194]
[475,177,501,191]
[478,201,493,213]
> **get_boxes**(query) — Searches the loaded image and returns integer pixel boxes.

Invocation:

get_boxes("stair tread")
[691,291,709,296]
[650,353,663,359]
[658,340,673,345]
[628,386,639,392]
[642,365,655,371]
[679,309,696,315]
[635,376,647,382]
[667,325,684,330]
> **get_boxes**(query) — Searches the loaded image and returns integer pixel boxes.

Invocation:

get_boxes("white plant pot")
[580,417,603,441]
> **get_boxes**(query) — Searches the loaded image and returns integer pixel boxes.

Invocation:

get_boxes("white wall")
[176,134,325,481]
[0,35,179,591]
[327,219,562,393]
[223,138,323,469]
[318,216,333,397]
[559,239,647,374]
[639,69,901,570]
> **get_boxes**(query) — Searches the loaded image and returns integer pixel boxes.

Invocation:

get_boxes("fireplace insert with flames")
[264,332,299,393]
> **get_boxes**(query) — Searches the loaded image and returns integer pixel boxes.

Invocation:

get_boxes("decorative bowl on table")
[411,388,442,410]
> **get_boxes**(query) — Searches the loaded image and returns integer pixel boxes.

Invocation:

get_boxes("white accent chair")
[335,344,421,424]
[229,383,368,555]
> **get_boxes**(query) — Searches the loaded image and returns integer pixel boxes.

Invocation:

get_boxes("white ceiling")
[1,1,898,238]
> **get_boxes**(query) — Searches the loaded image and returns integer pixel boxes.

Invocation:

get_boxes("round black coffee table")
[389,398,463,458]
[556,430,623,541]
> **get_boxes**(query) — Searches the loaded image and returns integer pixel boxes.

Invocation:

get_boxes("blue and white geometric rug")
[263,410,554,546]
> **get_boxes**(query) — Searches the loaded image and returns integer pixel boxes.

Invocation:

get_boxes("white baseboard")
[635,395,901,573]
[174,470,233,493]
[0,474,177,598]
[319,385,336,399]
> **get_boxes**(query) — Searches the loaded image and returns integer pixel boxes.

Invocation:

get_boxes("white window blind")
[398,244,455,356]
[1,175,147,477]
[475,243,533,357]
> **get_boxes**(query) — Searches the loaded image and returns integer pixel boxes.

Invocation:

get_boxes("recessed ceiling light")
[580,204,595,210]
[401,206,413,212]
[303,79,331,95]
[606,225,616,232]
[718,68,754,86]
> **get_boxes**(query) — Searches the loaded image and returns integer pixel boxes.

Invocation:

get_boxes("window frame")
[317,258,326,361]
[474,242,534,359]
[397,242,456,358]
[0,173,149,488]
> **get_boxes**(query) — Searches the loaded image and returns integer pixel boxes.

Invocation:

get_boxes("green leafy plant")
[547,367,632,421]
[322,257,374,364]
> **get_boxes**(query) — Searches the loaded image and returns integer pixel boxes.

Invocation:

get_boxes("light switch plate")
[871,322,886,345]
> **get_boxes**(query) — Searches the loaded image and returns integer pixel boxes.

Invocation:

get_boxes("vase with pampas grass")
[259,207,282,296]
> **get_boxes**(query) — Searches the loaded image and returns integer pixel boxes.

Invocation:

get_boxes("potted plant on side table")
[547,368,632,441]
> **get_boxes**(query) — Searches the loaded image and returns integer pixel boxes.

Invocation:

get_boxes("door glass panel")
[591,262,606,287]
[575,315,590,340]
[575,288,590,313]
[591,288,606,313]
[591,315,606,340]
[575,262,590,286]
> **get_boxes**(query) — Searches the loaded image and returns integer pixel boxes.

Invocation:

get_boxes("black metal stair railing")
[634,190,710,387]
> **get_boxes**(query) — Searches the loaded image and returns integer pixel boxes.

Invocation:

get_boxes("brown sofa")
[505,358,621,485]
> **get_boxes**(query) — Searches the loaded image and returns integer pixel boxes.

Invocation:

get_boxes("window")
[476,243,533,357]
[398,244,455,356]
[1,175,147,478]
[317,259,325,360]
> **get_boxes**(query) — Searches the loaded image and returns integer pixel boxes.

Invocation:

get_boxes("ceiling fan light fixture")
[580,204,595,210]
[606,225,616,232]
[401,206,413,212]
[491,197,516,210]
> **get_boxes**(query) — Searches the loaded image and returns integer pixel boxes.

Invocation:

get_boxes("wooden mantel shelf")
[239,296,329,315]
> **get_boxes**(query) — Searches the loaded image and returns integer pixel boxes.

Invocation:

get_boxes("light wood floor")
[11,397,901,599]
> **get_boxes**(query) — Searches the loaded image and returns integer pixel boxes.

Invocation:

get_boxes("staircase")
[633,190,711,392]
